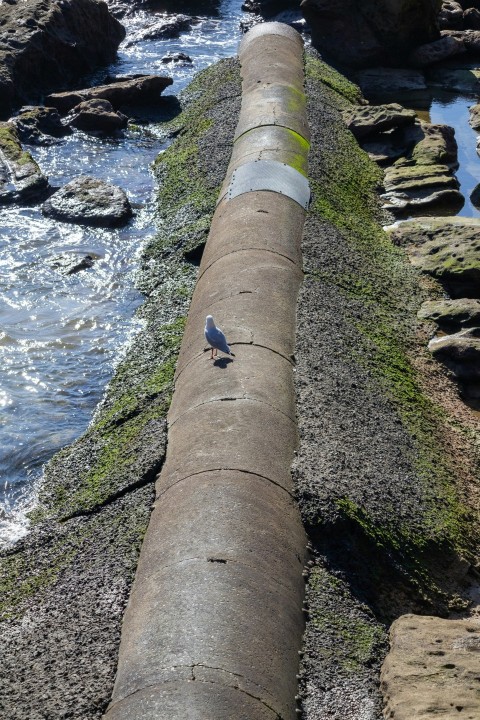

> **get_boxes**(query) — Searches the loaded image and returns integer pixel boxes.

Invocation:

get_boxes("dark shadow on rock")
[183,241,206,266]
[125,96,182,124]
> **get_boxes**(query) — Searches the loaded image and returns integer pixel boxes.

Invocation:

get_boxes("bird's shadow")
[213,357,234,369]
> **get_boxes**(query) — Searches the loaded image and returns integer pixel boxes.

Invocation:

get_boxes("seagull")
[204,315,235,360]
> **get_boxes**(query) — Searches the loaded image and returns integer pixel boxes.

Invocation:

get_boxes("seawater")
[0,0,246,545]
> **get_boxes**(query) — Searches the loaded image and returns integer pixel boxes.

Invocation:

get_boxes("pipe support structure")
[104,22,310,720]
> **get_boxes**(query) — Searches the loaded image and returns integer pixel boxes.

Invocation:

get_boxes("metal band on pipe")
[226,159,311,209]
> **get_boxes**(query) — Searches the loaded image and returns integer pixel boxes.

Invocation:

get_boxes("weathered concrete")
[104,23,309,720]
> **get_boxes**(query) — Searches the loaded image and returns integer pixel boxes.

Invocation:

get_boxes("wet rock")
[51,253,98,275]
[0,0,125,110]
[42,176,132,227]
[0,122,49,203]
[46,75,173,114]
[300,0,442,68]
[390,218,480,296]
[356,68,427,97]
[409,34,465,66]
[438,0,465,29]
[125,14,194,46]
[361,129,417,165]
[464,6,480,28]
[469,102,480,128]
[381,615,480,720]
[343,103,416,139]
[160,52,193,65]
[10,106,70,145]
[429,327,480,380]
[418,298,480,328]
[426,63,480,92]
[65,99,128,134]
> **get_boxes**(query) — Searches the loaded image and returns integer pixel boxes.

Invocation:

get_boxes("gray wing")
[205,326,231,354]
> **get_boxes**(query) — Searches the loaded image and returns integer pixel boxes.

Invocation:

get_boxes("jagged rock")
[381,156,461,214]
[300,0,442,68]
[418,298,480,328]
[160,52,193,65]
[381,615,480,720]
[389,217,480,296]
[65,99,128,133]
[356,68,427,97]
[464,6,480,28]
[46,75,173,114]
[429,327,480,380]
[438,0,465,29]
[125,14,194,46]
[409,34,465,66]
[0,0,125,110]
[441,27,480,52]
[0,122,49,203]
[42,176,132,227]
[343,103,416,139]
[10,106,70,145]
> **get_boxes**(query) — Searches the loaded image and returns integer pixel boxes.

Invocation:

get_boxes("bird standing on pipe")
[204,315,235,360]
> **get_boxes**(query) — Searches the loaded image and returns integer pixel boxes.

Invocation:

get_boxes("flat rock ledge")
[46,75,174,115]
[381,614,480,720]
[42,176,132,227]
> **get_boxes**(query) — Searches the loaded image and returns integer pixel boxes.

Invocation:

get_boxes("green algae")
[307,566,386,673]
[0,123,35,165]
[304,53,478,599]
[304,53,364,107]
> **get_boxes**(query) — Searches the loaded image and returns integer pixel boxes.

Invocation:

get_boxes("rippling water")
[0,0,246,545]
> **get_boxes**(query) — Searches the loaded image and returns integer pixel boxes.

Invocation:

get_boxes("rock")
[300,0,442,68]
[409,122,458,169]
[469,102,480,128]
[46,75,174,114]
[471,182,480,207]
[426,64,480,92]
[438,0,465,29]
[381,141,461,213]
[42,176,132,227]
[343,103,416,139]
[441,27,480,52]
[160,52,193,65]
[65,99,128,134]
[0,0,125,110]
[409,34,465,66]
[10,106,70,145]
[356,68,427,98]
[361,128,418,164]
[381,615,480,720]
[0,122,49,203]
[429,327,480,380]
[51,253,98,275]
[464,6,480,28]
[125,14,194,46]
[418,298,480,328]
[389,217,480,296]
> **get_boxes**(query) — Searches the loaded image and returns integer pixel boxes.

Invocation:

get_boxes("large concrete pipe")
[104,23,310,720]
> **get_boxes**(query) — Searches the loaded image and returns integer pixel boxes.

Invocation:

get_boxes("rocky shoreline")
[1,1,480,718]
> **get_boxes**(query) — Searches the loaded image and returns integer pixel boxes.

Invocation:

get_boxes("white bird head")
[205,315,215,329]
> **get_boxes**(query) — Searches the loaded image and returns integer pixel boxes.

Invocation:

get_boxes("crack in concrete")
[174,341,295,384]
[155,468,294,501]
[198,247,301,280]
[168,395,297,429]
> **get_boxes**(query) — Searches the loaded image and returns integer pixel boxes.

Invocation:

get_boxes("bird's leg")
[214,348,218,357]
[210,347,214,359]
